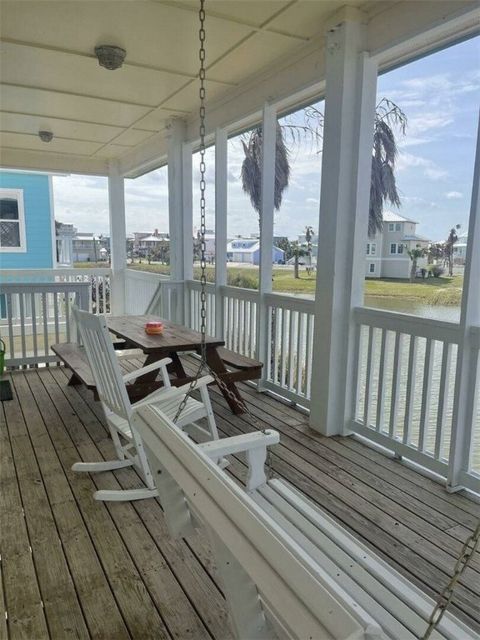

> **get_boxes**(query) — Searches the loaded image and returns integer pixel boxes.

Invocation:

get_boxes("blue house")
[226,237,285,265]
[0,171,56,269]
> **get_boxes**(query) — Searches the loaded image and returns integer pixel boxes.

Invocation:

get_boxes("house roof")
[383,211,418,224]
[227,240,284,255]
[402,234,429,242]
[142,234,169,242]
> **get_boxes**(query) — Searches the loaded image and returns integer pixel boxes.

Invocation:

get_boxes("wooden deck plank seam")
[53,364,232,640]
[33,368,180,640]
[19,370,135,640]
[44,366,222,640]
[9,374,98,639]
[1,401,50,640]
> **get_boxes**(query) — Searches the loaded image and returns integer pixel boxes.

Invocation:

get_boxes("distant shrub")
[227,272,258,290]
[429,265,445,278]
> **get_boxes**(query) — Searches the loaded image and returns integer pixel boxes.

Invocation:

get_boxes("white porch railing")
[5,265,477,492]
[1,268,111,314]
[125,269,183,319]
[0,281,90,367]
[264,293,314,407]
[351,307,480,492]
[221,285,259,359]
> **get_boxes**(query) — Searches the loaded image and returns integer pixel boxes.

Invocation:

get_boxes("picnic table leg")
[205,347,245,415]
[67,371,82,386]
[136,352,189,384]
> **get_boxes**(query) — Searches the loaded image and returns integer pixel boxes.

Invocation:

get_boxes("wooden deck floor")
[1,356,480,639]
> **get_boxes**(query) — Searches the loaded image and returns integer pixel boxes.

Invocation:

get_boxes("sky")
[52,35,480,242]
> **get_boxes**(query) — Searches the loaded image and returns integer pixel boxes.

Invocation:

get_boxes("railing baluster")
[273,307,281,385]
[363,325,375,429]
[19,293,27,365]
[31,292,38,363]
[42,292,49,360]
[296,312,304,396]
[434,341,452,461]
[419,338,434,452]
[375,328,388,432]
[53,292,60,345]
[65,290,71,342]
[266,305,273,382]
[305,314,313,400]
[403,335,418,446]
[288,311,296,391]
[388,332,403,438]
[6,293,15,361]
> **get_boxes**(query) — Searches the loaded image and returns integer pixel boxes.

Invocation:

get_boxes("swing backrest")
[72,306,131,420]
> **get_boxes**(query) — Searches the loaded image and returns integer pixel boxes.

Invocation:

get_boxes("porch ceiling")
[0,1,478,177]
[0,0,363,171]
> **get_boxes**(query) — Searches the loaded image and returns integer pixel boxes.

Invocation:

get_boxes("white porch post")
[309,9,378,435]
[182,141,193,324]
[108,163,127,315]
[215,127,228,338]
[256,102,277,388]
[167,118,188,323]
[447,114,480,492]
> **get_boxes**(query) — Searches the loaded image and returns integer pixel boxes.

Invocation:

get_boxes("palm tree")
[291,241,307,279]
[444,224,461,276]
[406,245,426,283]
[241,98,407,238]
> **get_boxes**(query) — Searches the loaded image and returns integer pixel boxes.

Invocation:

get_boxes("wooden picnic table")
[53,315,249,415]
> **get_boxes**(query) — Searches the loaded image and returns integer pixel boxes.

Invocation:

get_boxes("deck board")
[1,361,479,639]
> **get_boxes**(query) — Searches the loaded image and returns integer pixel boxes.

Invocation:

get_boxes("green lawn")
[74,261,463,306]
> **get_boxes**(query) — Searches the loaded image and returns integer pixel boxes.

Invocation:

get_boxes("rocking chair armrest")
[122,357,172,383]
[131,374,214,411]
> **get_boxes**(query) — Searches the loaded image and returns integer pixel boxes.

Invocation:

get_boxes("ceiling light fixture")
[94,45,126,70]
[39,130,53,142]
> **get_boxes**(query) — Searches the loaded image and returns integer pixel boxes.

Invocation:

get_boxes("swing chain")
[422,519,480,639]
[173,0,275,481]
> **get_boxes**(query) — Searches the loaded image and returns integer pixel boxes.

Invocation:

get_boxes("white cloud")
[396,152,447,180]
[445,191,463,199]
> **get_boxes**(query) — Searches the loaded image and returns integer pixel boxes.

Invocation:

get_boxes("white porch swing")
[134,2,480,639]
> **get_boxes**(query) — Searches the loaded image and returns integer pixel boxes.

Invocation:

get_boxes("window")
[390,243,404,255]
[0,189,26,252]
[366,243,376,255]
[388,222,401,232]
[369,263,376,274]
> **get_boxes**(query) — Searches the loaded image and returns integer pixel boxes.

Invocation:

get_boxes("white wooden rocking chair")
[71,306,219,501]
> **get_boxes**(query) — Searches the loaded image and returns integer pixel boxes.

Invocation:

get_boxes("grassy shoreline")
[75,262,463,307]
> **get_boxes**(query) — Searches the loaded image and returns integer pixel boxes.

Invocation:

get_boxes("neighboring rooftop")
[382,211,418,224]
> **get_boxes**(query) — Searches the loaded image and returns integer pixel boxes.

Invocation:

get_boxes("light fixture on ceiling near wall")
[39,130,53,142]
[94,45,126,70]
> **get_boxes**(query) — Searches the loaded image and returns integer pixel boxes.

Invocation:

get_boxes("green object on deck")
[0,338,5,377]
[0,339,13,401]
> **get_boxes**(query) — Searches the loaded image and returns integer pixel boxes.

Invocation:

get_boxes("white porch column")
[167,118,188,322]
[448,114,480,492]
[182,141,193,324]
[256,102,277,388]
[215,127,228,338]
[309,9,378,435]
[108,163,127,315]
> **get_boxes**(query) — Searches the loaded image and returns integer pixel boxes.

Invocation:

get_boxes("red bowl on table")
[144,321,164,335]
